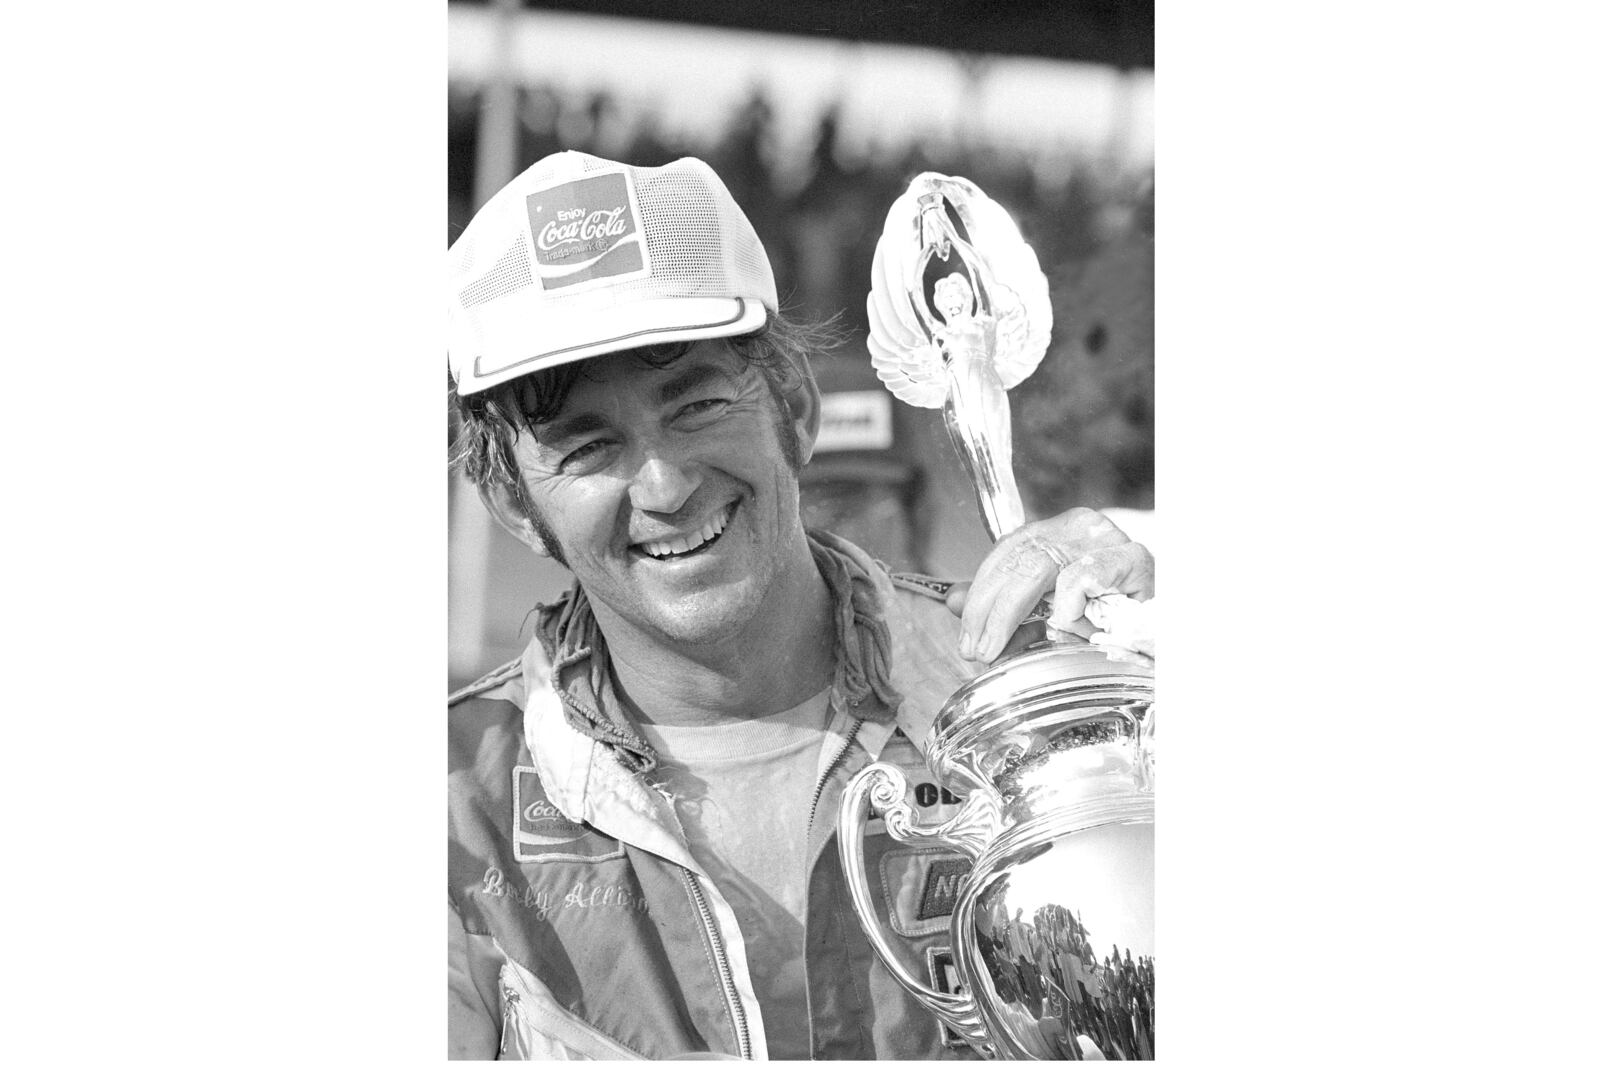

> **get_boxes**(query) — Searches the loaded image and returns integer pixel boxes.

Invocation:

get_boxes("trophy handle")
[837,763,1004,1057]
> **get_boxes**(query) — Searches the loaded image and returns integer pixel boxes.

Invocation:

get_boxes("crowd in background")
[977,901,1156,1059]
[448,81,1154,514]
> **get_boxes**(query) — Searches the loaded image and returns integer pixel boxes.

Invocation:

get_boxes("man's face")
[511,340,809,648]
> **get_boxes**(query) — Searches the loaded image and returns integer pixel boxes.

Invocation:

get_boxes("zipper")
[495,946,647,1059]
[681,868,754,1059]
[806,714,864,840]
[499,986,525,1059]
[674,705,861,1060]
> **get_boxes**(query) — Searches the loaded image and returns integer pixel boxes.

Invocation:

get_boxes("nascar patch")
[512,766,622,863]
[917,856,973,921]
[880,848,971,938]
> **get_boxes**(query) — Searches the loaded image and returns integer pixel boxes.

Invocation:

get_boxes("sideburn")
[757,368,804,473]
[516,484,569,567]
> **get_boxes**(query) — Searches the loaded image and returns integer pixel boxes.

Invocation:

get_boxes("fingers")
[959,512,1109,642]
[958,529,1060,662]
[957,508,1145,664]
[947,582,1051,658]
[1047,541,1156,633]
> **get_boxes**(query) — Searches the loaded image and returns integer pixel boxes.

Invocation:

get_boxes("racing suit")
[448,532,986,1059]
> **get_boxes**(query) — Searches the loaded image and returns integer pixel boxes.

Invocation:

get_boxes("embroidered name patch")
[481,867,649,921]
[512,766,622,863]
[524,170,650,292]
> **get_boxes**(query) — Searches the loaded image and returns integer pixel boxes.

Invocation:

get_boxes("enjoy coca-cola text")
[537,207,628,252]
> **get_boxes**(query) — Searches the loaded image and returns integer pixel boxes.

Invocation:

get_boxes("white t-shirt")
[635,690,833,1060]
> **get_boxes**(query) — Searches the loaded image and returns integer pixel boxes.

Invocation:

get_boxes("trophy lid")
[928,641,1154,784]
[937,640,1153,719]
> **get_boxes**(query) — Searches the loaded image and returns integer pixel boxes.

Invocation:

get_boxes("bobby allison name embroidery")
[512,766,622,863]
[482,867,649,920]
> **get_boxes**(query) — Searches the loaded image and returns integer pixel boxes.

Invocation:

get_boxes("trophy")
[838,175,1156,1059]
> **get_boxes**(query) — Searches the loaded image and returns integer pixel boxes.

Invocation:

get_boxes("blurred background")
[449,0,1155,688]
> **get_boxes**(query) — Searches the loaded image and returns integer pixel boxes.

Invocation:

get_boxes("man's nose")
[627,447,701,514]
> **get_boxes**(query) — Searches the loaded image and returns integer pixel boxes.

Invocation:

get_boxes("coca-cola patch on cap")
[524,170,651,292]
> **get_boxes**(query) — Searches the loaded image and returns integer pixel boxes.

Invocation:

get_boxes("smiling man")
[447,152,1154,1060]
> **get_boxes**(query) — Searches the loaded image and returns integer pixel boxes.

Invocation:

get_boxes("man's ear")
[477,481,551,557]
[786,368,824,466]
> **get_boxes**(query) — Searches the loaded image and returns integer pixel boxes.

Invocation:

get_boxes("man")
[447,151,1153,1059]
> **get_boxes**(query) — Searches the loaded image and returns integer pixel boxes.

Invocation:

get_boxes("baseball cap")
[448,152,778,396]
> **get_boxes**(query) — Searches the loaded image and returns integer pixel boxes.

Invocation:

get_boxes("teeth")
[639,504,733,559]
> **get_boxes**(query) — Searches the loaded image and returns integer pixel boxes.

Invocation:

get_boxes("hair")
[448,311,846,559]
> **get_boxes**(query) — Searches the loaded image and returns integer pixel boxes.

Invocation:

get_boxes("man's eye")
[560,440,613,470]
[678,398,730,423]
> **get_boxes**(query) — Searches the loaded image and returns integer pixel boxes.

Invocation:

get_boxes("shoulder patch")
[888,572,955,601]
[448,657,523,706]
[511,766,623,863]
[880,847,969,937]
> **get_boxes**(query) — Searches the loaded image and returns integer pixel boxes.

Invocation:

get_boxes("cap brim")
[456,296,768,396]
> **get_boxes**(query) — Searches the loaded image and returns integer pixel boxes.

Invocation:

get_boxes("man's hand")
[945,508,1154,664]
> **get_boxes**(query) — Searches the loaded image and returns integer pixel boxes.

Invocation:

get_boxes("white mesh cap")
[448,152,778,396]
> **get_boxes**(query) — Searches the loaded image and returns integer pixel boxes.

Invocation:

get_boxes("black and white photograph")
[10,3,1593,1064]
[447,1,1157,1059]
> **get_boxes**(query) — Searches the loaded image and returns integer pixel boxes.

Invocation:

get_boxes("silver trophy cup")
[838,175,1156,1060]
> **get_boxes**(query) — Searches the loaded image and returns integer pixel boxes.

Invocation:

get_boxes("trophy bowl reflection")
[838,174,1155,1059]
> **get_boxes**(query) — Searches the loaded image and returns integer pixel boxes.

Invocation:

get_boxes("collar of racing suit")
[528,528,905,775]
[510,529,973,828]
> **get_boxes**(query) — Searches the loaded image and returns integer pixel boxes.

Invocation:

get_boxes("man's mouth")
[632,501,737,561]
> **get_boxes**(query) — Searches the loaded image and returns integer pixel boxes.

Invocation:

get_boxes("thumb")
[944,581,972,616]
